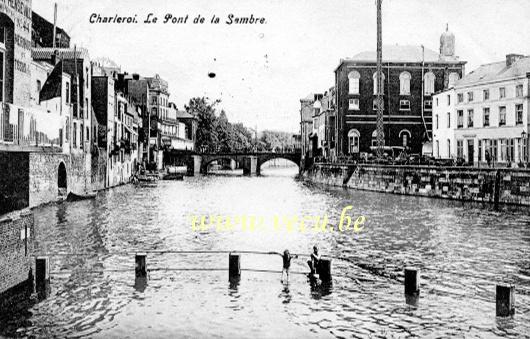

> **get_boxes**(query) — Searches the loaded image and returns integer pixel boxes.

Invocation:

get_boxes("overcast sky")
[34,0,530,133]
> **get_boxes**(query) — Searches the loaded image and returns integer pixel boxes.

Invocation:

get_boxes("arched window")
[424,72,435,95]
[448,72,460,87]
[399,129,411,148]
[371,129,385,146]
[373,72,385,95]
[348,129,360,154]
[348,71,360,95]
[399,72,411,95]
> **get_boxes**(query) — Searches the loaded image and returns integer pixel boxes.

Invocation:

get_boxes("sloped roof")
[175,110,195,119]
[301,93,314,101]
[456,57,530,86]
[32,47,90,60]
[348,45,441,63]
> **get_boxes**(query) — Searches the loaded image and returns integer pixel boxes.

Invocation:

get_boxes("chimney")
[132,73,140,80]
[506,54,525,67]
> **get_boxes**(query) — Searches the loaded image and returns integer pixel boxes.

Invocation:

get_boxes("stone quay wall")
[0,210,34,297]
[305,163,530,206]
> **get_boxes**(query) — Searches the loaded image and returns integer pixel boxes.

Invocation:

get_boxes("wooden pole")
[496,284,515,317]
[404,267,419,295]
[135,253,147,278]
[319,259,332,283]
[229,253,240,281]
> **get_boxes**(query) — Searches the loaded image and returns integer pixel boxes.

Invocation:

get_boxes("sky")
[33,0,530,134]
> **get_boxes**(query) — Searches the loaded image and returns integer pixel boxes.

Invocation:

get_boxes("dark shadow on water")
[279,284,292,304]
[405,293,420,308]
[229,277,240,292]
[134,276,148,292]
[309,277,333,300]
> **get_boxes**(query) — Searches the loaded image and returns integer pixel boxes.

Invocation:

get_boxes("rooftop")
[341,44,463,64]
[456,56,530,86]
[32,47,90,60]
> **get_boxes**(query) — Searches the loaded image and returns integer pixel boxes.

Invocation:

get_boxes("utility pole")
[52,3,57,48]
[376,0,384,158]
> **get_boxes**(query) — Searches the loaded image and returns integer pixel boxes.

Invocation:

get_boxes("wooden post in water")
[35,256,50,298]
[135,253,147,278]
[319,259,332,283]
[229,253,240,280]
[404,267,420,295]
[496,284,515,317]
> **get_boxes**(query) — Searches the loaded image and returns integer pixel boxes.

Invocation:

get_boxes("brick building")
[334,26,466,157]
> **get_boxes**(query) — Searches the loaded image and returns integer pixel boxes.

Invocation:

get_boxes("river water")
[1,166,530,338]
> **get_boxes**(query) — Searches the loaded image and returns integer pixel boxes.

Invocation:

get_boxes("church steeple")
[439,23,456,61]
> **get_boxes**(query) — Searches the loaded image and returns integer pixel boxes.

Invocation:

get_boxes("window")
[457,110,463,128]
[435,114,439,130]
[348,71,360,95]
[371,130,384,146]
[36,80,41,95]
[424,72,435,95]
[80,123,84,149]
[467,109,474,128]
[348,129,360,153]
[436,98,439,106]
[399,100,410,111]
[373,72,385,95]
[457,93,463,103]
[448,72,460,87]
[424,100,433,111]
[483,107,490,127]
[483,89,489,101]
[467,91,474,102]
[399,72,411,95]
[85,98,88,119]
[516,84,523,97]
[66,82,70,104]
[373,99,383,110]
[447,112,451,128]
[499,106,506,126]
[447,94,451,105]
[399,130,411,147]
[348,98,359,110]
[447,139,451,156]
[516,104,523,124]
[478,140,482,162]
[73,122,77,148]
[86,67,89,88]
[436,140,439,157]
[457,140,463,158]
[0,50,4,102]
[499,87,506,99]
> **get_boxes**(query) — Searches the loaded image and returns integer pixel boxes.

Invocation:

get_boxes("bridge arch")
[201,156,240,173]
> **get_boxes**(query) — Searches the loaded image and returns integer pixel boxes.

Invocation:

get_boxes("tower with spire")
[439,24,457,61]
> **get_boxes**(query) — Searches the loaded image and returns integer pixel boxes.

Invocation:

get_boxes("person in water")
[307,245,321,275]
[273,249,298,283]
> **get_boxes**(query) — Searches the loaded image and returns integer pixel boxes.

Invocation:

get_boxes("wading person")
[307,245,321,275]
[280,249,297,283]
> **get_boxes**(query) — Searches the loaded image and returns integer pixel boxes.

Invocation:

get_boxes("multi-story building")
[300,93,316,163]
[433,54,530,166]
[334,26,466,157]
[432,88,456,159]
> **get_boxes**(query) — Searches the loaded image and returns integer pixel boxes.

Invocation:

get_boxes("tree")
[185,97,219,152]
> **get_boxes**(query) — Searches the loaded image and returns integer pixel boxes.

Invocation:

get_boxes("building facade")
[434,54,530,166]
[334,27,466,158]
[432,88,456,159]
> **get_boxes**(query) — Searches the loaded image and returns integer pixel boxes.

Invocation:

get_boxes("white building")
[433,88,456,158]
[433,54,530,166]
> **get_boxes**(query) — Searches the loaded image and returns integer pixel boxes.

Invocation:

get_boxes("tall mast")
[376,0,384,158]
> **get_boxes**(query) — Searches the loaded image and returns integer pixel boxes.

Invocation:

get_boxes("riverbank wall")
[304,163,530,206]
[0,209,34,306]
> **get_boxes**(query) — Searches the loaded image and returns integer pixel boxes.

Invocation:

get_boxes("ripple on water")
[2,169,530,338]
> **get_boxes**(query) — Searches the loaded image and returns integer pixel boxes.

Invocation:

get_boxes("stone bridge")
[187,152,301,176]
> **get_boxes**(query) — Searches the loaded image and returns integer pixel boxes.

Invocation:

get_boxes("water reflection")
[1,166,530,337]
